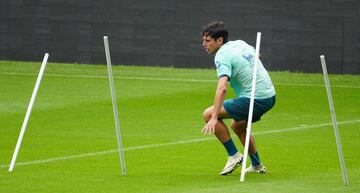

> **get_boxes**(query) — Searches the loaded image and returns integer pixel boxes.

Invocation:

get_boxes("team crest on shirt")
[215,60,221,69]
[243,53,254,62]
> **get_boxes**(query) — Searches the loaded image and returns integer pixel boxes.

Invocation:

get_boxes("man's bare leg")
[230,120,257,154]
[231,120,266,173]
[202,106,244,175]
[202,106,231,143]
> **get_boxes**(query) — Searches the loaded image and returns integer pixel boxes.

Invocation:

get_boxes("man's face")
[202,34,223,54]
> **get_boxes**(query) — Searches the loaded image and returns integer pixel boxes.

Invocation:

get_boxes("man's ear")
[216,37,224,45]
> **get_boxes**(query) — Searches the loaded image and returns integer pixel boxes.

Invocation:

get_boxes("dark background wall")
[0,0,359,74]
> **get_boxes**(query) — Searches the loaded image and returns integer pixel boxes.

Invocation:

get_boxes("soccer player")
[201,21,276,175]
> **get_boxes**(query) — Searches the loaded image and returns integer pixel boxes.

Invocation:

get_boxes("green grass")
[0,61,359,193]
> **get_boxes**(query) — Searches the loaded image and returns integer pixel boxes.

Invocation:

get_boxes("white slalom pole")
[103,36,126,176]
[320,55,348,186]
[240,32,261,182]
[9,53,49,172]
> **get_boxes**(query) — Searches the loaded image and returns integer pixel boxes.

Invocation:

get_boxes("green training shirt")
[214,40,275,99]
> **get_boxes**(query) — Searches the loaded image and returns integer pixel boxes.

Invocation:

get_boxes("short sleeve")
[215,56,231,79]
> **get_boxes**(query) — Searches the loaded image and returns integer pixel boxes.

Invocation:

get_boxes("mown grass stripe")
[1,72,359,88]
[1,119,358,169]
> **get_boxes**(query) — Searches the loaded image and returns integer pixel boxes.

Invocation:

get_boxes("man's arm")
[202,76,228,134]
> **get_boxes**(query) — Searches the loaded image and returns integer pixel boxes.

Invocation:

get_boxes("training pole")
[240,32,262,182]
[103,36,126,176]
[320,55,348,186]
[9,53,49,172]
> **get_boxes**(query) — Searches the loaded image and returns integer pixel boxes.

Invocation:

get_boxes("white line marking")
[1,72,359,88]
[275,82,360,89]
[252,119,360,135]
[0,72,215,83]
[1,119,359,169]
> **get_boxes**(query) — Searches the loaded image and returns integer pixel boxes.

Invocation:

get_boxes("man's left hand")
[201,118,217,135]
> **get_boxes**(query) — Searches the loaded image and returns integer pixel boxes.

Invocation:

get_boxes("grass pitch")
[0,61,359,193]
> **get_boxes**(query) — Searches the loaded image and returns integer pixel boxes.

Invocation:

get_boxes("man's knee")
[202,107,212,122]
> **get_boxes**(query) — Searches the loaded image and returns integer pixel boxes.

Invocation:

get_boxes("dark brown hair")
[201,21,228,43]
